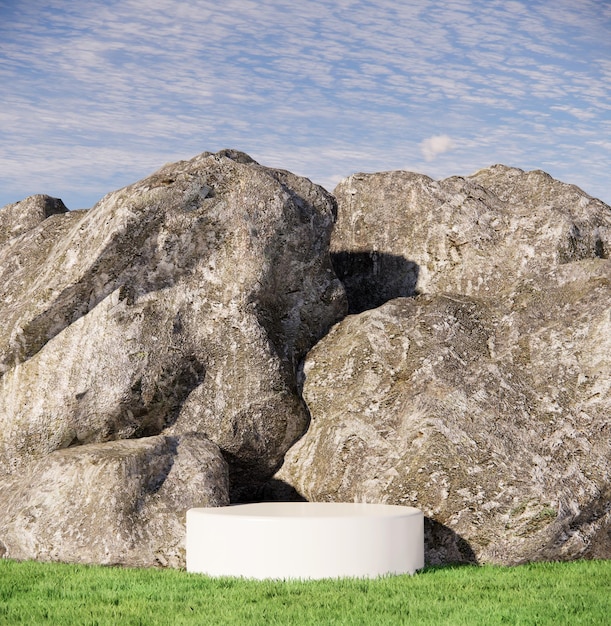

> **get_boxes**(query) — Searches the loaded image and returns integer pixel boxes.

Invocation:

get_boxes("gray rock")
[0,194,68,247]
[277,166,611,565]
[332,165,610,312]
[0,434,229,567]
[277,262,611,564]
[0,150,346,565]
[3,156,609,568]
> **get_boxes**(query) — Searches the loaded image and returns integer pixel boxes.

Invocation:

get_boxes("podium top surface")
[188,502,422,519]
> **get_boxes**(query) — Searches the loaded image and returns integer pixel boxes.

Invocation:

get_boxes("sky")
[1,0,610,210]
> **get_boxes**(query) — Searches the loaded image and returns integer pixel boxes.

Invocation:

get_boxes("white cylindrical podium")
[186,502,424,580]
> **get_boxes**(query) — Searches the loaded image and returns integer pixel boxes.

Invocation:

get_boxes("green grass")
[1,559,610,625]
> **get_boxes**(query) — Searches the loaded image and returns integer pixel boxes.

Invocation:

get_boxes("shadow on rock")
[245,478,309,503]
[331,251,419,314]
[425,517,478,566]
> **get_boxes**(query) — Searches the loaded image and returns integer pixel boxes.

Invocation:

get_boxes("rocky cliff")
[1,155,609,568]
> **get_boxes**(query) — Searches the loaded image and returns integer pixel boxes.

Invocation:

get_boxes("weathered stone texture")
[0,149,346,566]
[0,194,68,247]
[332,165,610,312]
[0,435,228,567]
[2,156,609,568]
[277,166,611,565]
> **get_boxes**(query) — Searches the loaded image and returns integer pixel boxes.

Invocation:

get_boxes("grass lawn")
[1,558,610,625]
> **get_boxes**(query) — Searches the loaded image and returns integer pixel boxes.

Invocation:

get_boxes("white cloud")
[420,135,456,162]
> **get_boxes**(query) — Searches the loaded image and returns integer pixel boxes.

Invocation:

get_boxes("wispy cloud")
[0,0,610,208]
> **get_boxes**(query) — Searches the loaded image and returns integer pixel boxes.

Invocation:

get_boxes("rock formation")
[0,149,346,566]
[2,155,609,568]
[331,165,609,312]
[0,194,68,247]
[276,165,611,565]
[0,434,228,567]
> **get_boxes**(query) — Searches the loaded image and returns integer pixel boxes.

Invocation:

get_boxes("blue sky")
[1,0,610,210]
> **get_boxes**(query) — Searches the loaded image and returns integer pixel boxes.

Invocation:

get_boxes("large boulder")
[277,166,611,565]
[332,165,609,312]
[0,149,346,565]
[0,434,228,567]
